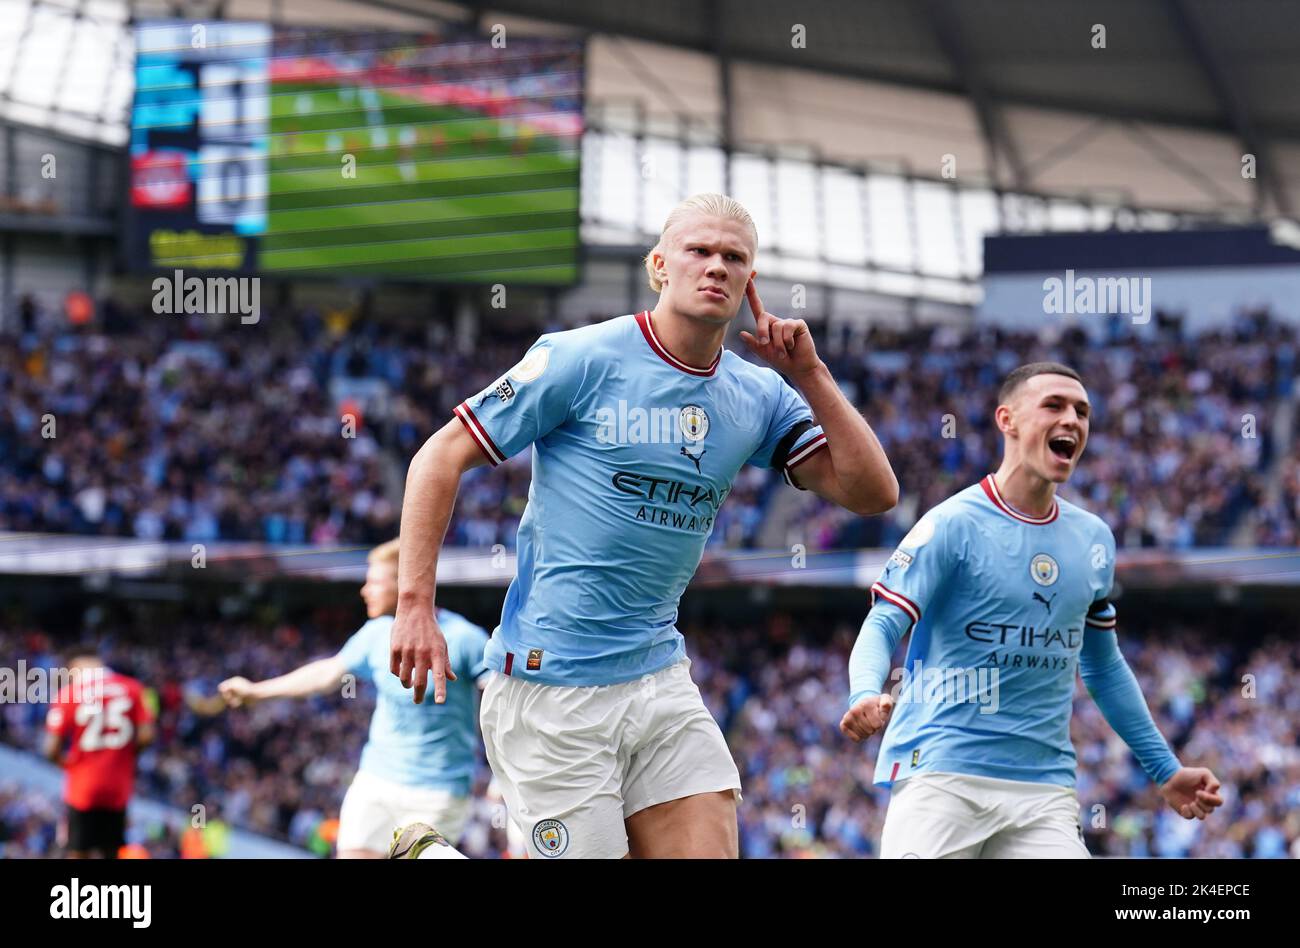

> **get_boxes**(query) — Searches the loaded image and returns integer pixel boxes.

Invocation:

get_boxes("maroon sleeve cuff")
[453,402,504,466]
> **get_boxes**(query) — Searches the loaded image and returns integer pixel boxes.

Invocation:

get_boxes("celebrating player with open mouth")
[390,192,898,859]
[841,363,1224,857]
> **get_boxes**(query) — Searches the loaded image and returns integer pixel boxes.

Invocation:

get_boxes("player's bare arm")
[219,656,348,707]
[390,417,489,704]
[739,279,898,516]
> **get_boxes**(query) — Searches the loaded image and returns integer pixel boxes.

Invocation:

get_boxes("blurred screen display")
[128,22,583,285]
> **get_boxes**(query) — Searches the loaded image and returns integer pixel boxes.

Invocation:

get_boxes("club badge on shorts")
[533,819,569,857]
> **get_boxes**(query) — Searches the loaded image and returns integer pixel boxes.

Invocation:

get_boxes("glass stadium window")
[872,270,921,298]
[1001,192,1049,233]
[730,153,774,251]
[866,174,914,272]
[918,275,979,306]
[640,136,685,236]
[9,4,72,110]
[685,144,725,199]
[580,131,602,222]
[958,188,999,278]
[62,6,120,116]
[1089,204,1119,229]
[822,167,867,265]
[1138,209,1178,230]
[1049,199,1090,232]
[913,180,961,278]
[595,130,638,230]
[102,36,133,135]
[0,0,130,143]
[774,158,819,260]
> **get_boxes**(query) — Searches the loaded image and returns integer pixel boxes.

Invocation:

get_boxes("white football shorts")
[879,771,1090,858]
[337,768,471,854]
[479,657,742,859]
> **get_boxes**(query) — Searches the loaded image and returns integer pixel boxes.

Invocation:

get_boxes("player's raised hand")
[390,606,456,704]
[1159,767,1224,820]
[218,676,259,708]
[839,692,895,743]
[738,278,820,376]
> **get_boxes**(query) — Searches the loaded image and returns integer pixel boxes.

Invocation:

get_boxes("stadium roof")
[3,0,1298,213]
[484,0,1300,136]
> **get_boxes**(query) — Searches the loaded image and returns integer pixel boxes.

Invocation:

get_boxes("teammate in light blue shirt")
[220,539,488,856]
[336,609,486,790]
[842,362,1225,857]
[391,193,898,858]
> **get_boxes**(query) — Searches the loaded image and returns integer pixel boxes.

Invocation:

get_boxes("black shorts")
[66,806,126,855]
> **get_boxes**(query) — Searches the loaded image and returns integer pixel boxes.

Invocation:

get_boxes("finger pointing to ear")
[746,279,771,344]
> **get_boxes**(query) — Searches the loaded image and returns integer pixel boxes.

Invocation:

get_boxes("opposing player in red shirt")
[42,656,155,858]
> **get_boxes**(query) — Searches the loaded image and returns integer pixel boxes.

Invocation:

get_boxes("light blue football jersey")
[336,608,488,793]
[453,310,827,686]
[851,474,1175,789]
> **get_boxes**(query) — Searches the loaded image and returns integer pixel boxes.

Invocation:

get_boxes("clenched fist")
[218,676,259,708]
[840,692,895,743]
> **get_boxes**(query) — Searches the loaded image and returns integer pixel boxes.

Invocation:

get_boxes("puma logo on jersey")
[680,446,706,473]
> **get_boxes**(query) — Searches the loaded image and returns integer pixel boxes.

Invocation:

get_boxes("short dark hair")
[998,362,1084,405]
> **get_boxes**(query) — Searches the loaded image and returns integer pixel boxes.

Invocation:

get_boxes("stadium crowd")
[0,305,400,546]
[797,307,1291,552]
[2,610,1296,859]
[1252,434,1300,548]
[2,301,1293,554]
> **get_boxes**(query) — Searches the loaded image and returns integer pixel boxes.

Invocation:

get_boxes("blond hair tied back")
[643,193,758,293]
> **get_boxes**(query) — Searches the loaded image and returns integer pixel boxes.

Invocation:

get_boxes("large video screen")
[128,22,583,285]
